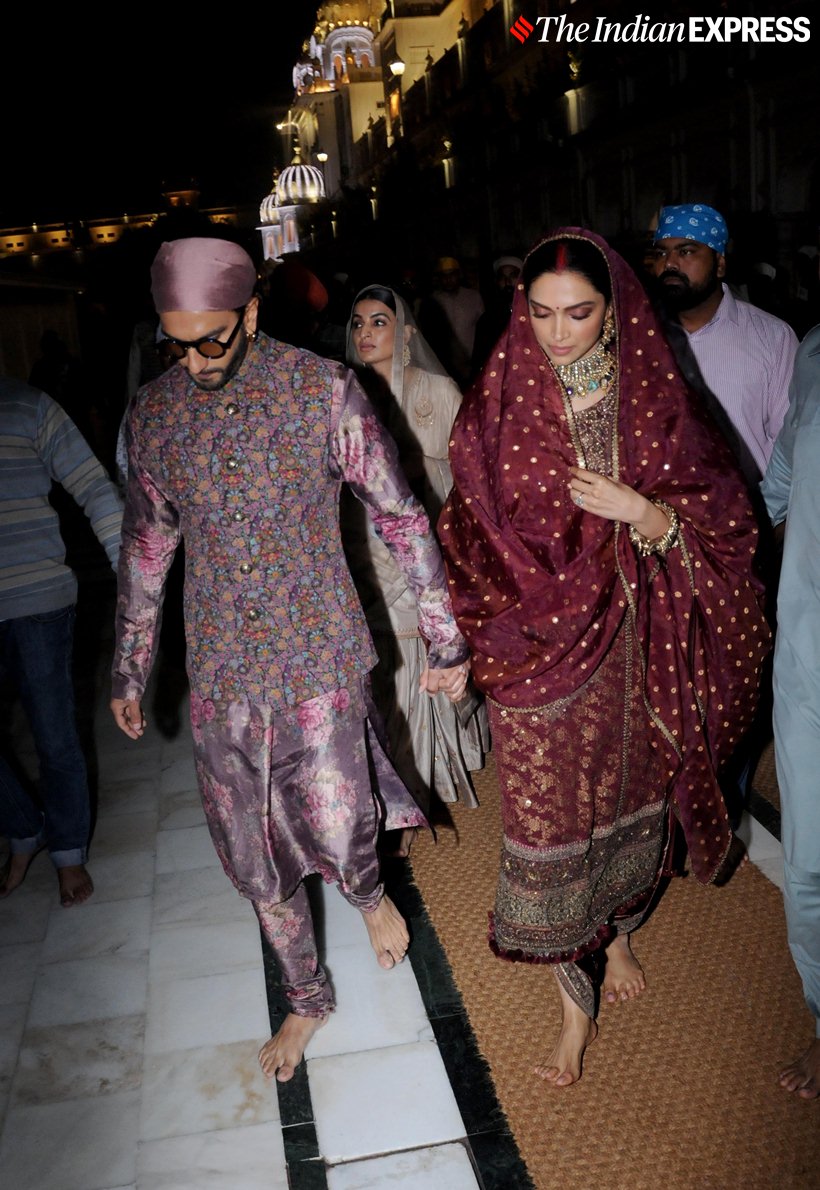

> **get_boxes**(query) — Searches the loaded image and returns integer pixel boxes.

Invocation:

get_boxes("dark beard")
[655,267,721,314]
[190,329,250,391]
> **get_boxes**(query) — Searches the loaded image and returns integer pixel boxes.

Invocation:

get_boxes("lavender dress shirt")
[685,283,798,476]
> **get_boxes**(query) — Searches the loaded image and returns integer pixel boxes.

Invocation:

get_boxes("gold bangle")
[628,500,680,558]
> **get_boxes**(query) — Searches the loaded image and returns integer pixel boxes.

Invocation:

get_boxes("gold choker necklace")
[554,339,613,398]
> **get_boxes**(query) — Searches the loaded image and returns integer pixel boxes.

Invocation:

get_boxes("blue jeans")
[0,605,89,867]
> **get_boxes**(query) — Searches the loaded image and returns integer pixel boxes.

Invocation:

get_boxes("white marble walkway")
[0,684,482,1189]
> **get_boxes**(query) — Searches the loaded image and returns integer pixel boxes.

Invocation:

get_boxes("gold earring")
[402,343,411,367]
[602,310,615,347]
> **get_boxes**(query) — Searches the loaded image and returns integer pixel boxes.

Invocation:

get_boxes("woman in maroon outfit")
[439,229,769,1085]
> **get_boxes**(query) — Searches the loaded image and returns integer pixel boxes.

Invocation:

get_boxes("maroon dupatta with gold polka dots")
[439,229,770,881]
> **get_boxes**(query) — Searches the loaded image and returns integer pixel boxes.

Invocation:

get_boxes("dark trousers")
[0,605,89,867]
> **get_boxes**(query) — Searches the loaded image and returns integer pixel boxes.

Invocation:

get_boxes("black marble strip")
[385,857,536,1190]
[281,1120,321,1165]
[260,868,534,1189]
[283,1150,329,1190]
[748,785,782,842]
[261,933,329,1189]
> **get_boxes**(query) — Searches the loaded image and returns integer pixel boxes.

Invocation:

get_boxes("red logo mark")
[510,15,534,43]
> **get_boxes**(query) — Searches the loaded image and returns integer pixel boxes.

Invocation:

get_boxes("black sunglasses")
[160,309,246,361]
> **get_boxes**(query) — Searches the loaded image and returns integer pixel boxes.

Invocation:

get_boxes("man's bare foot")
[0,851,40,898]
[258,1013,327,1082]
[58,865,94,908]
[602,933,646,1004]
[361,895,409,969]
[385,827,417,858]
[779,1038,820,1100]
[535,980,598,1087]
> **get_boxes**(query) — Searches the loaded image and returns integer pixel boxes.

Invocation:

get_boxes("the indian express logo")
[514,13,811,43]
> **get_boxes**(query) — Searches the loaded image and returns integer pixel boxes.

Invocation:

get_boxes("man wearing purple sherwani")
[110,239,470,1080]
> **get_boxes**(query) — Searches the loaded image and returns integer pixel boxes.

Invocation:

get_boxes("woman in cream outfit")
[344,284,488,853]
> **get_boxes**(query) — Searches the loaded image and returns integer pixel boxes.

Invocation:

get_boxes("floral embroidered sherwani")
[111,334,467,1013]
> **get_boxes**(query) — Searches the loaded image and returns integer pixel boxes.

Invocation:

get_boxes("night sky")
[2,5,320,227]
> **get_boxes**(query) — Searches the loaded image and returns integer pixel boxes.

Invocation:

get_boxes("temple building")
[258,148,327,261]
[0,185,239,263]
[277,2,488,196]
[272,0,818,278]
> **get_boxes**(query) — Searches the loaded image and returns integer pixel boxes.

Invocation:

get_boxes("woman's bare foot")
[0,851,40,898]
[778,1039,820,1100]
[57,865,94,908]
[534,978,598,1087]
[258,1013,327,1082]
[602,933,646,1004]
[361,895,409,969]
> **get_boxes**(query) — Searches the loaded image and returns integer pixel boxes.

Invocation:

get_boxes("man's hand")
[420,662,470,703]
[111,698,146,740]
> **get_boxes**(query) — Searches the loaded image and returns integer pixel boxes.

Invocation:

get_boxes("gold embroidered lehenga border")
[489,615,668,965]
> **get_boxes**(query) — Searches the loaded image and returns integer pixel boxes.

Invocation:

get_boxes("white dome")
[276,162,325,204]
[259,192,281,225]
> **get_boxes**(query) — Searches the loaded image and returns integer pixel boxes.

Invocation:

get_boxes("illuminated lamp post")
[316,148,328,181]
[316,149,329,221]
[387,54,405,141]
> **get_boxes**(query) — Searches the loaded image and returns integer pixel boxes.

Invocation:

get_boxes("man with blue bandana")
[653,204,798,828]
[653,203,797,482]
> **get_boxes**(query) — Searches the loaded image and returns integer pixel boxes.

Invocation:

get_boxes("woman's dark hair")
[353,285,396,312]
[522,238,612,303]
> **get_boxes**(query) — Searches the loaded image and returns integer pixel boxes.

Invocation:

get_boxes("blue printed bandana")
[654,204,728,254]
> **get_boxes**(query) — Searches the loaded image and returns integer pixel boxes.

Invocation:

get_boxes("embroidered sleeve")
[111,414,181,701]
[330,369,468,668]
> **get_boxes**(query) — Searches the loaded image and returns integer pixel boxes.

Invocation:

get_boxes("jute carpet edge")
[409,756,818,1190]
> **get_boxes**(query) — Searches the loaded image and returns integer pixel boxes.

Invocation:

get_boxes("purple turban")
[151,238,257,313]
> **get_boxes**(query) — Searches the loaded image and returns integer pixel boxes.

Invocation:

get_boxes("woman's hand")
[420,661,470,702]
[568,468,669,539]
